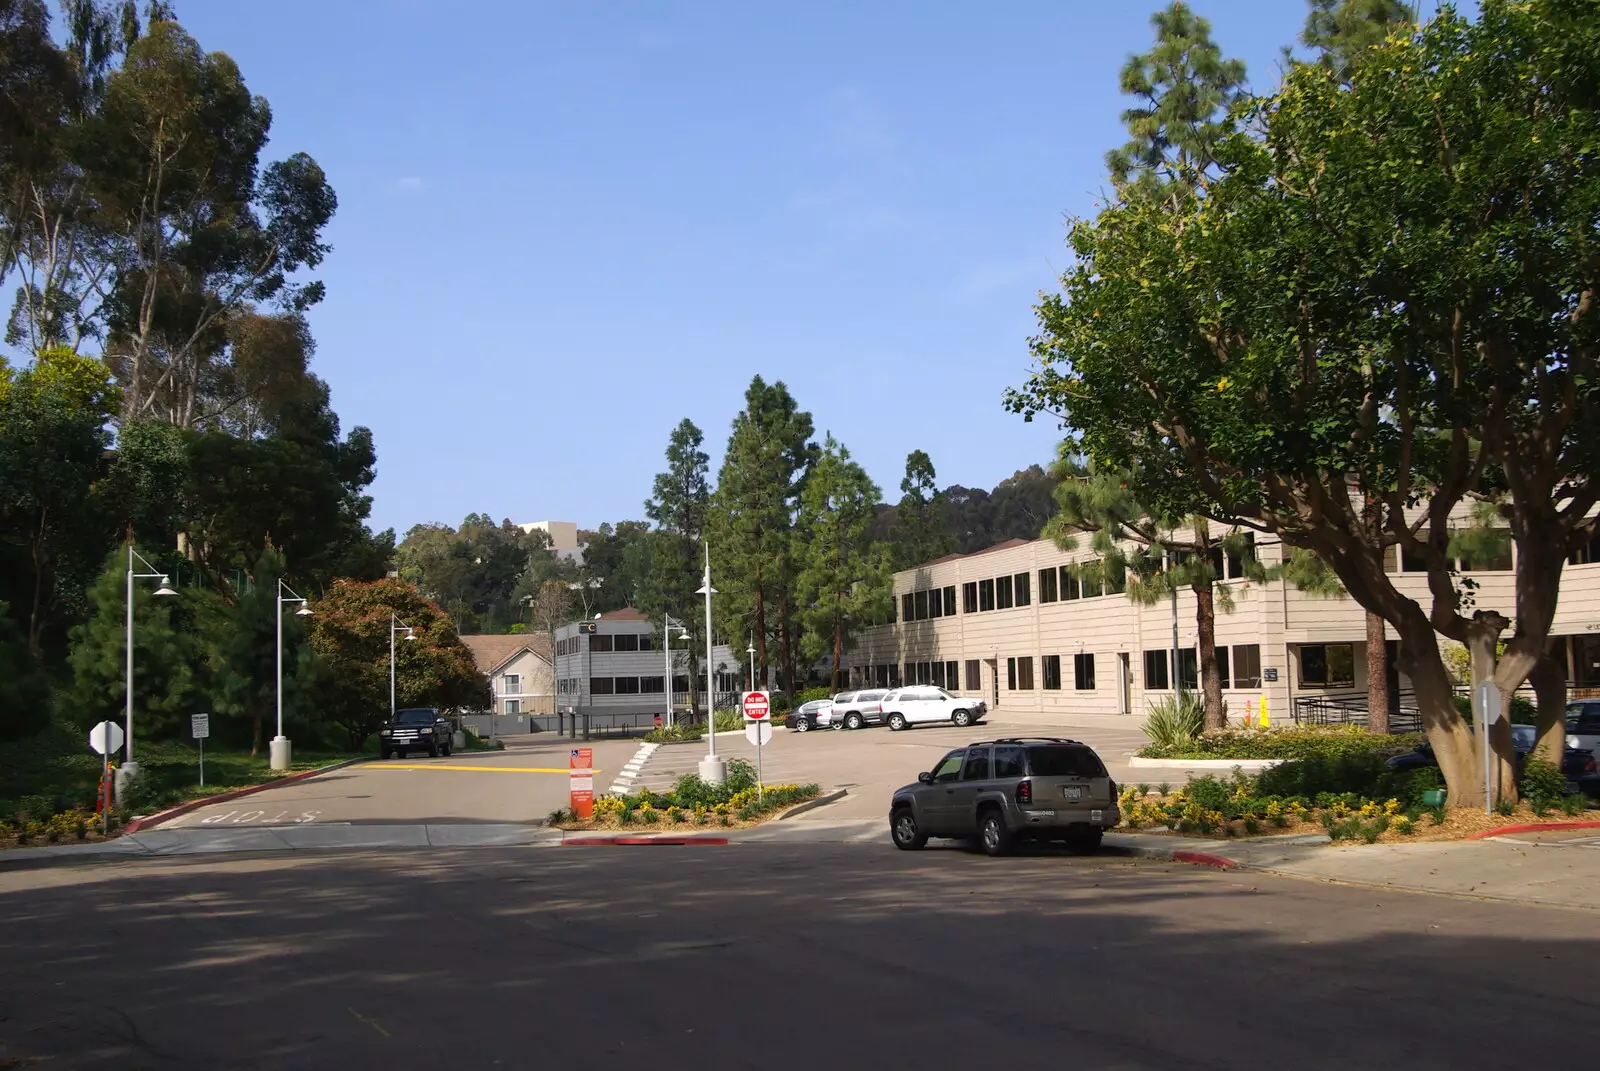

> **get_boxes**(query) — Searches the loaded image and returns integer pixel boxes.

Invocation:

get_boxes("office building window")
[671,674,689,694]
[1456,532,1513,572]
[1216,646,1231,689]
[929,589,943,618]
[590,677,615,695]
[1299,644,1355,688]
[979,578,995,611]
[590,635,614,653]
[1074,653,1096,690]
[945,661,960,690]
[965,659,982,691]
[1570,531,1600,566]
[1059,566,1080,600]
[942,586,957,616]
[963,582,978,613]
[1179,648,1198,692]
[1039,567,1058,603]
[888,664,902,687]
[996,574,1014,610]
[1080,567,1104,598]
[613,634,639,652]
[502,673,521,695]
[1226,534,1256,579]
[638,635,655,651]
[1042,654,1062,690]
[1014,572,1031,607]
[1143,650,1170,691]
[914,590,929,620]
[1015,656,1034,690]
[615,676,641,694]
[902,593,915,621]
[505,699,521,715]
[1007,657,1017,691]
[1231,645,1262,689]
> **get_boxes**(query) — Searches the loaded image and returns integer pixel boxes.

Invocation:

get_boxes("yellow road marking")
[348,1007,391,1038]
[370,764,598,774]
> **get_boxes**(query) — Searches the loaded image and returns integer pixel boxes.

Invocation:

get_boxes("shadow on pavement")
[0,844,1593,1070]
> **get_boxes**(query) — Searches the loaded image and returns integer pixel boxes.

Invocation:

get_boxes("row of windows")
[554,633,658,656]
[1006,653,1096,691]
[557,675,685,696]
[902,587,957,622]
[1140,645,1265,691]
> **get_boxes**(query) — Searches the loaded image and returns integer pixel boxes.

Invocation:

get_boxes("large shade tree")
[1010,0,1600,807]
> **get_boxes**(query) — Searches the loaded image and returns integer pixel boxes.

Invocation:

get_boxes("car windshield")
[395,709,437,726]
[1026,745,1106,777]
[1512,725,1536,750]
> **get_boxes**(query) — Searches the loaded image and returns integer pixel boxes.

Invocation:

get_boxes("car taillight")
[1587,756,1597,775]
[1016,779,1032,805]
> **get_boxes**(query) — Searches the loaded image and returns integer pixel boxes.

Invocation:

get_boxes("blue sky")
[165,1,1387,537]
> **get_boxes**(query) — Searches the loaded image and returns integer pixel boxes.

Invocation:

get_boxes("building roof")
[597,607,648,622]
[914,538,1033,571]
[458,633,552,676]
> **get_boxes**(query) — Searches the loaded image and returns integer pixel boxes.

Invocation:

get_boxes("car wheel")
[978,809,1012,857]
[396,749,407,760]
[845,713,864,731]
[891,808,927,850]
[442,742,453,757]
[1065,827,1104,855]
[380,748,392,761]
[794,717,810,733]
[427,743,440,757]
[951,709,972,728]
[887,713,907,732]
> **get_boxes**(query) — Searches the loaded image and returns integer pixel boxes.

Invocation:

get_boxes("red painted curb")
[563,836,730,847]
[1171,849,1240,869]
[1467,819,1600,841]
[123,759,364,833]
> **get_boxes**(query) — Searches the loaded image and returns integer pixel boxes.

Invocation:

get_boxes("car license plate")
[1063,786,1082,802]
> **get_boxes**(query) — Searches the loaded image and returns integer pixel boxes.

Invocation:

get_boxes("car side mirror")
[917,772,933,785]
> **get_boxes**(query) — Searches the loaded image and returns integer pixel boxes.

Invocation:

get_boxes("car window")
[961,748,991,781]
[931,688,954,700]
[1025,745,1106,777]
[859,691,884,701]
[833,693,855,703]
[395,709,437,726]
[931,751,966,783]
[898,691,919,702]
[993,746,1026,778]
[1512,725,1536,750]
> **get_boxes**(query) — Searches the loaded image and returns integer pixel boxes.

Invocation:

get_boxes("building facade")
[553,608,739,717]
[847,528,1600,722]
[459,634,555,715]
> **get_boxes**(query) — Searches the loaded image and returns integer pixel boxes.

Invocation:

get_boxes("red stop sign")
[742,691,770,720]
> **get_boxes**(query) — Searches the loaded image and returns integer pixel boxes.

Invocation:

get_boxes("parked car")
[786,699,835,733]
[889,737,1119,856]
[380,707,454,759]
[1386,725,1596,795]
[1567,699,1600,755]
[878,686,989,731]
[831,689,889,730]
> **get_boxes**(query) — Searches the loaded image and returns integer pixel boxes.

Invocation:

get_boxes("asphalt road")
[2,844,1596,1069]
[161,736,643,828]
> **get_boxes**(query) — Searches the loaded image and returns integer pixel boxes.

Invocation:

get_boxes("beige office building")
[846,530,1600,723]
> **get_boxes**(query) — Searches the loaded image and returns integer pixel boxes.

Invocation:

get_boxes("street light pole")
[274,579,312,772]
[121,545,177,790]
[696,544,725,784]
[390,614,415,723]
[747,636,756,693]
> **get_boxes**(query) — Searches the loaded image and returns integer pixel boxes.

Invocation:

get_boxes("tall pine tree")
[638,418,711,709]
[214,543,317,754]
[796,435,889,690]
[890,450,954,569]
[1105,1,1247,208]
[706,377,815,693]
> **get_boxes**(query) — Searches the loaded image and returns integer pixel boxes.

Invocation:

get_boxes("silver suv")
[831,689,889,730]
[889,737,1119,856]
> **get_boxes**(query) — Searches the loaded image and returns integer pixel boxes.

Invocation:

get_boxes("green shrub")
[645,722,705,743]
[795,686,833,704]
[1494,796,1515,816]
[1143,693,1205,751]
[1521,758,1567,816]
[713,709,744,733]
[1256,753,1438,805]
[725,758,757,794]
[1140,725,1421,761]
[1186,775,1232,813]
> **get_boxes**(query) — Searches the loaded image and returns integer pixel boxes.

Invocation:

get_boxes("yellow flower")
[1215,377,1230,393]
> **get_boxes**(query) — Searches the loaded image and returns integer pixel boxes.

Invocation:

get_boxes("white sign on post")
[741,691,771,797]
[88,721,124,756]
[192,713,210,787]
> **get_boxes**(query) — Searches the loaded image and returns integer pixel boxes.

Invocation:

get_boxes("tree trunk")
[1365,612,1390,736]
[1529,648,1567,764]
[1401,621,1483,809]
[1465,621,1518,806]
[250,712,262,757]
[779,588,795,695]
[832,588,844,692]
[1193,582,1225,731]
[753,570,767,688]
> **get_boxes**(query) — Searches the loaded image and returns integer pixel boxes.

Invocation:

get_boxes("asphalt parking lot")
[638,710,1157,821]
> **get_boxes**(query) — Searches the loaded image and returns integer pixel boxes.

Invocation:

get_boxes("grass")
[0,718,365,819]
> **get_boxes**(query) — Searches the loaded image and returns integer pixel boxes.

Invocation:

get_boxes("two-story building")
[553,608,740,717]
[459,634,555,715]
[847,527,1600,722]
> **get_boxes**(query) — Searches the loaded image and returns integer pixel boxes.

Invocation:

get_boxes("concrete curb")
[1108,836,1241,869]
[1467,819,1600,841]
[776,788,847,820]
[562,835,730,846]
[1127,756,1283,772]
[123,757,367,833]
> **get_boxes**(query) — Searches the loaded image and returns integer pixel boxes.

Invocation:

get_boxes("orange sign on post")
[569,747,594,819]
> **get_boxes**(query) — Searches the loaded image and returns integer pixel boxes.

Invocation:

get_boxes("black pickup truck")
[379,707,454,760]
